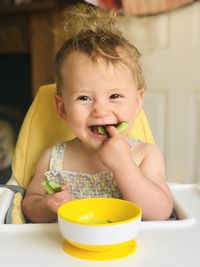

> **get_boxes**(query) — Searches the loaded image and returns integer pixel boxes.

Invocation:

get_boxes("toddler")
[22,3,173,223]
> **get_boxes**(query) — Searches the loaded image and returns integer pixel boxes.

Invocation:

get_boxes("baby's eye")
[110,93,123,99]
[77,95,91,101]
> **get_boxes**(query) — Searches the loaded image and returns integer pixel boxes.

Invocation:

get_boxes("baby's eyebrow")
[70,90,92,95]
[107,88,128,93]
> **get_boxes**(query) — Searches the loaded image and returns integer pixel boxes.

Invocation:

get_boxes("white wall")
[117,2,200,183]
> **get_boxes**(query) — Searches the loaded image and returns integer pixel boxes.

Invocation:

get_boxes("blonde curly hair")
[55,3,145,94]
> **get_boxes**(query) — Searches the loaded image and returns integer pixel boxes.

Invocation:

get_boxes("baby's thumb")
[61,183,69,191]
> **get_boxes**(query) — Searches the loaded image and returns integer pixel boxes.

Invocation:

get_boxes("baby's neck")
[72,138,100,155]
[64,138,108,173]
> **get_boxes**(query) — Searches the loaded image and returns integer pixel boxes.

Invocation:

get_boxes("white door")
[117,2,200,183]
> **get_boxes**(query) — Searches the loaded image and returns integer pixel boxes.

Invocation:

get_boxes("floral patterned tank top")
[45,140,138,200]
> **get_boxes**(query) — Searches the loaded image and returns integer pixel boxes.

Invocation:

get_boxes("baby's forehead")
[63,49,133,71]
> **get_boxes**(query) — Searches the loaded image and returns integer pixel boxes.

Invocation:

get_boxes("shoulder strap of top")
[49,142,66,171]
[128,139,141,147]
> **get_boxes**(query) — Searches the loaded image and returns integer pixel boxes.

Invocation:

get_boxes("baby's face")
[59,51,144,150]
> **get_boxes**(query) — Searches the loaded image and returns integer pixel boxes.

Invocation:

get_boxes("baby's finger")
[61,183,70,191]
[106,125,119,138]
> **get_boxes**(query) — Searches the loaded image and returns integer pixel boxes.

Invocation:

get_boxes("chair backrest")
[12,84,154,188]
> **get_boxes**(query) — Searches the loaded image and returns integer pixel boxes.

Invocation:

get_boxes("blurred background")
[0,0,200,184]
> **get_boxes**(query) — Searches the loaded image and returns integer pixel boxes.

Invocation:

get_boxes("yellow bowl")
[57,198,142,251]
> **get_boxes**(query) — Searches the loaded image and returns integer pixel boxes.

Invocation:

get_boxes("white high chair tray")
[0,184,200,267]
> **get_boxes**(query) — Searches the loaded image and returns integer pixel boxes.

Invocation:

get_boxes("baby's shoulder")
[132,140,162,154]
[40,141,67,160]
[130,140,164,165]
[36,142,67,169]
[38,145,54,164]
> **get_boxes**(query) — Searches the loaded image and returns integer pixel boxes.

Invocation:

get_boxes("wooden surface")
[0,0,69,96]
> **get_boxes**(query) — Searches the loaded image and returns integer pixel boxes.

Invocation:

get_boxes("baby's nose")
[91,102,110,118]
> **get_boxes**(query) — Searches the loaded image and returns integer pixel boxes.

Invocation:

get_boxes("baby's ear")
[54,94,68,121]
[135,88,145,116]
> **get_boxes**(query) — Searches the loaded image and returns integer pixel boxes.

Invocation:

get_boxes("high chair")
[0,83,154,224]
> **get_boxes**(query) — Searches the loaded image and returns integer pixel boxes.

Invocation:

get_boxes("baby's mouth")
[90,124,118,136]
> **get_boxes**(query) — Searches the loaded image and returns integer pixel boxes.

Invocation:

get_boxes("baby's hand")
[98,126,132,171]
[45,183,72,213]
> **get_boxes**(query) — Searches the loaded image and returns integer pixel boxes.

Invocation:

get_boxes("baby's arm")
[22,147,71,223]
[99,126,173,221]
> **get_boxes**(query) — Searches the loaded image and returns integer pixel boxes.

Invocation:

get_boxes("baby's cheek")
[69,110,88,129]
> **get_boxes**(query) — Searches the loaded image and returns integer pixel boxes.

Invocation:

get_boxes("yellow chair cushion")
[12,84,154,188]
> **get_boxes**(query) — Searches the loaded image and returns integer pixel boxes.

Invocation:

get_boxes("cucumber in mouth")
[97,121,128,135]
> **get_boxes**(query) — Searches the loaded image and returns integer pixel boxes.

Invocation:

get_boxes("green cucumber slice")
[97,121,128,135]
[116,121,128,133]
[48,181,62,192]
[41,180,55,195]
[97,126,107,135]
